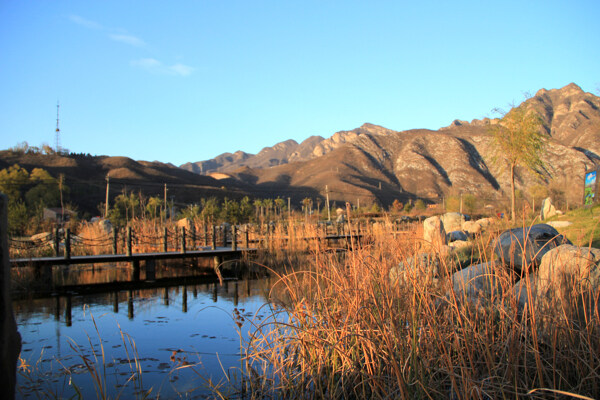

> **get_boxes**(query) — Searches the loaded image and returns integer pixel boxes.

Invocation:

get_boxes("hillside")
[182,83,600,208]
[0,152,254,214]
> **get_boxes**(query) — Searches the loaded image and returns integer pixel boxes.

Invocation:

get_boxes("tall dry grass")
[237,221,600,399]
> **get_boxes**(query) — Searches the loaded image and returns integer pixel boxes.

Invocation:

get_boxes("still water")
[13,262,277,399]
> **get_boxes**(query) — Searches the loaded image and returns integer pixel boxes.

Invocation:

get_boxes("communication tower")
[55,101,61,153]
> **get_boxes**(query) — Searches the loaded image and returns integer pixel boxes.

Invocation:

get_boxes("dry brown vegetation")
[233,219,600,400]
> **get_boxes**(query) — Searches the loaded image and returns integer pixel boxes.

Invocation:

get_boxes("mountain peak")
[536,82,584,98]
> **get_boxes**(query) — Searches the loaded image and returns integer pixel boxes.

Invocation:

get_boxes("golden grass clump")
[239,221,600,400]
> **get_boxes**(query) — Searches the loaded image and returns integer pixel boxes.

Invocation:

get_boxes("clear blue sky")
[1,1,598,166]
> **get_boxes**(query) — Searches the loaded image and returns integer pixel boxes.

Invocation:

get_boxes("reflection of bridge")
[35,276,266,327]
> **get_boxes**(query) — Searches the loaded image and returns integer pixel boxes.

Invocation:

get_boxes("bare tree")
[489,105,545,221]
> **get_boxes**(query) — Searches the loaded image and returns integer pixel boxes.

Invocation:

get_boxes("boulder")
[176,218,193,231]
[540,197,557,220]
[514,245,600,326]
[462,220,482,236]
[440,212,466,232]
[447,230,469,243]
[475,218,494,228]
[31,232,53,243]
[451,261,505,306]
[493,224,571,275]
[448,240,471,250]
[389,253,442,286]
[95,219,113,235]
[545,221,572,229]
[423,216,447,248]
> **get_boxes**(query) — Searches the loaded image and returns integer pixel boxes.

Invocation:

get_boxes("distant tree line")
[0,164,67,235]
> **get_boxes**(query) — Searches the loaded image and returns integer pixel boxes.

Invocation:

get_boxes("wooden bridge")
[10,247,257,268]
[10,221,363,270]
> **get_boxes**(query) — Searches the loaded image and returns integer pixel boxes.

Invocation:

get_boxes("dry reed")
[237,221,600,399]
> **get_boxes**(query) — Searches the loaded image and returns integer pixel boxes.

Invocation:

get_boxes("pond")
[13,262,277,399]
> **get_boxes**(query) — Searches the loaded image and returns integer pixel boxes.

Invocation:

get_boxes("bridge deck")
[11,247,257,267]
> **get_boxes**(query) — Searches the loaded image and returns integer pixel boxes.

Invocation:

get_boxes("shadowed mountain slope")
[191,83,600,207]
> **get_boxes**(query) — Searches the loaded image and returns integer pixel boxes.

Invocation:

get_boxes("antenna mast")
[55,101,61,153]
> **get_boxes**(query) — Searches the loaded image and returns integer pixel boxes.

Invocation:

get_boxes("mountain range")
[181,83,600,208]
[1,83,598,214]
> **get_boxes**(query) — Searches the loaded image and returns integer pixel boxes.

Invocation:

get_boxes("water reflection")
[14,261,277,399]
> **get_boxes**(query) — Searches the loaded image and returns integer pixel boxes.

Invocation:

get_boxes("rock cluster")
[392,217,600,328]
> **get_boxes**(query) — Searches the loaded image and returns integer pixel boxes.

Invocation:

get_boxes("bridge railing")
[8,224,246,260]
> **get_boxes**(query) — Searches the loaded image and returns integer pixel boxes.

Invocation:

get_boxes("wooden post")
[132,260,140,281]
[0,193,21,398]
[145,259,156,281]
[212,225,217,250]
[181,227,186,254]
[54,227,60,257]
[54,295,60,321]
[182,286,188,313]
[203,224,208,246]
[175,226,179,252]
[222,224,228,247]
[127,290,134,320]
[112,229,118,254]
[64,228,71,260]
[163,227,168,253]
[232,225,237,251]
[190,225,196,250]
[163,287,169,306]
[113,291,119,313]
[65,294,72,327]
[244,228,249,249]
[126,226,132,257]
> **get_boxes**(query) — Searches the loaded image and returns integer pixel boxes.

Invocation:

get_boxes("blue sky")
[1,1,598,166]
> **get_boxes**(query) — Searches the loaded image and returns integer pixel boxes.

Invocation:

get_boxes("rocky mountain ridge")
[182,83,600,208]
[3,83,597,214]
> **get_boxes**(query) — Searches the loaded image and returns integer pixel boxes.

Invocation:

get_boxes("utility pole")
[326,185,331,222]
[105,174,110,218]
[163,183,168,222]
[59,174,65,224]
[287,197,291,220]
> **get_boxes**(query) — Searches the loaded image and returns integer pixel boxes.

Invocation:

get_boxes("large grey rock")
[31,231,53,243]
[176,217,193,230]
[440,212,466,232]
[540,197,557,220]
[447,230,469,242]
[451,261,505,307]
[475,218,495,228]
[545,220,572,229]
[389,253,443,286]
[462,220,482,236]
[493,224,571,275]
[514,245,600,326]
[423,216,446,248]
